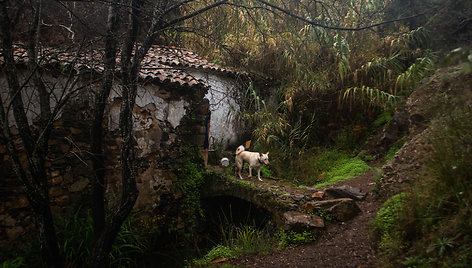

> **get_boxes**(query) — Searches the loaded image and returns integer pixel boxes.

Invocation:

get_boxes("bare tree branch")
[255,0,427,31]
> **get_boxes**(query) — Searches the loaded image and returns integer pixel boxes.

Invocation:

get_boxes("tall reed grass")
[55,208,146,267]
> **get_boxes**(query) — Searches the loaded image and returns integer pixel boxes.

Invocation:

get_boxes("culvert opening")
[140,196,275,267]
[200,195,274,243]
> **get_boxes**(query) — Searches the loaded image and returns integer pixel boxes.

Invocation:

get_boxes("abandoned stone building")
[0,44,249,250]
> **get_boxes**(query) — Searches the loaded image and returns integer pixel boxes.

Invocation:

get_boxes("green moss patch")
[314,156,371,188]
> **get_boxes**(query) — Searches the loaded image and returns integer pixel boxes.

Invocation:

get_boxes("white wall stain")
[167,100,187,129]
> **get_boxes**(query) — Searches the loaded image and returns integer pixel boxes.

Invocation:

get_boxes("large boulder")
[302,198,361,222]
[325,185,367,200]
[328,198,362,222]
[283,211,325,231]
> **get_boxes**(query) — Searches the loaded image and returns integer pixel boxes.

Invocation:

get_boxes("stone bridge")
[201,171,365,231]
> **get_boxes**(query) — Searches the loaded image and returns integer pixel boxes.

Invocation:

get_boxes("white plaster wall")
[189,71,240,150]
[108,85,188,131]
[2,69,240,151]
[0,71,92,127]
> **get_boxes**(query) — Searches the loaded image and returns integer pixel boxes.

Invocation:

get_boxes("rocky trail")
[217,166,382,267]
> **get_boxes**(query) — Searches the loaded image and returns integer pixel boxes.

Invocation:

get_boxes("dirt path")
[228,170,381,267]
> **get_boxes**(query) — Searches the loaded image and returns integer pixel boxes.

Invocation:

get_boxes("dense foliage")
[181,1,450,170]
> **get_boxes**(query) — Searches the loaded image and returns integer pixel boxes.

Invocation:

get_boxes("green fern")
[361,53,404,87]
[404,27,430,49]
[395,51,436,93]
[343,86,400,109]
[333,34,351,81]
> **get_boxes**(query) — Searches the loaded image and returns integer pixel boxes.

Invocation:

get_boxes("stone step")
[283,211,325,231]
[301,198,361,222]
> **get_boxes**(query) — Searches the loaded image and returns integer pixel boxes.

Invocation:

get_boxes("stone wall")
[0,113,94,250]
[0,80,210,251]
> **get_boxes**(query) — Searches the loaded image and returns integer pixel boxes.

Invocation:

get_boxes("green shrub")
[430,109,472,198]
[260,165,272,177]
[277,230,316,249]
[335,125,358,150]
[373,112,392,129]
[173,146,207,237]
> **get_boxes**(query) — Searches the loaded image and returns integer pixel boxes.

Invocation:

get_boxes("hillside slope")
[381,54,472,195]
[374,50,472,266]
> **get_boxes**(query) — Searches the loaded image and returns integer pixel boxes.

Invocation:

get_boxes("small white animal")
[235,145,269,181]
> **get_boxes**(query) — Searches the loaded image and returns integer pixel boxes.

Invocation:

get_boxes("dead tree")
[0,1,92,266]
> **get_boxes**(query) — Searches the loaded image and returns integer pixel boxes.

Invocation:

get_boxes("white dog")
[235,145,269,181]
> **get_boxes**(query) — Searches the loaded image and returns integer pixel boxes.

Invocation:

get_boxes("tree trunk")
[30,194,63,268]
[0,2,62,267]
[91,0,119,238]
[90,0,140,266]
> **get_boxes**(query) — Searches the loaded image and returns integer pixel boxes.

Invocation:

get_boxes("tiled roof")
[1,44,239,88]
[146,46,237,74]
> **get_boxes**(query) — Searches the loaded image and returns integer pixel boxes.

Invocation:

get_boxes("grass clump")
[277,230,316,249]
[191,245,233,266]
[233,225,273,256]
[270,148,371,187]
[374,193,407,235]
[314,152,371,188]
[237,180,256,189]
[374,108,472,267]
[55,209,146,267]
[190,225,273,266]
[1,209,147,267]
[192,227,318,266]
[357,150,375,162]
[1,257,25,268]
[372,193,409,258]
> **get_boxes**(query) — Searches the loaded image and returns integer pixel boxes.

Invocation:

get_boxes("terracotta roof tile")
[1,44,241,88]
